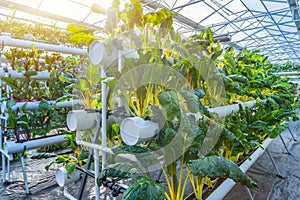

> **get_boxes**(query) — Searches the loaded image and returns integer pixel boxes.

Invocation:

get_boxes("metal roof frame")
[142,0,300,64]
[0,0,299,63]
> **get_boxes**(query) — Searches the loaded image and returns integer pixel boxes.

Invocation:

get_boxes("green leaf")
[97,163,140,186]
[193,88,205,99]
[112,145,158,170]
[38,99,52,110]
[7,99,17,109]
[77,150,90,161]
[211,50,223,60]
[266,97,279,109]
[86,63,100,86]
[157,90,180,121]
[159,16,173,38]
[157,127,176,147]
[205,27,214,43]
[171,44,189,58]
[65,162,77,178]
[16,121,28,126]
[180,90,200,113]
[227,75,250,85]
[58,74,72,83]
[269,122,288,138]
[188,156,257,188]
[122,176,165,200]
[151,105,166,129]
[113,145,148,154]
[224,54,237,68]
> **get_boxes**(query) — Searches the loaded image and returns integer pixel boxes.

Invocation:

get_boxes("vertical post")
[288,127,297,141]
[77,152,93,200]
[0,76,5,183]
[93,65,108,200]
[94,148,100,200]
[279,135,290,154]
[118,49,122,73]
[117,40,123,107]
[101,65,107,171]
[266,148,281,177]
[7,160,10,182]
[20,155,29,194]
[77,123,101,200]
[2,153,6,182]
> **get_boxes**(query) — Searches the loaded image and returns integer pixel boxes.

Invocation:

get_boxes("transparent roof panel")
[0,0,299,64]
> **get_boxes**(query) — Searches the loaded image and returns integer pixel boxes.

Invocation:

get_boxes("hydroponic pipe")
[6,69,50,79]
[277,72,300,76]
[0,68,5,78]
[4,134,67,154]
[208,100,257,117]
[0,36,86,55]
[64,188,77,200]
[56,167,81,187]
[75,139,138,162]
[1,100,81,112]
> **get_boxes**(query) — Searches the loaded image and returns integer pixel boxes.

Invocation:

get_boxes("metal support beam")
[141,0,205,30]
[0,0,102,30]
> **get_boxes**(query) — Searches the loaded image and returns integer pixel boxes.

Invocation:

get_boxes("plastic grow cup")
[88,40,105,65]
[120,117,159,146]
[67,110,98,131]
[56,167,81,187]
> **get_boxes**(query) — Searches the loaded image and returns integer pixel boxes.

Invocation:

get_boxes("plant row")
[41,1,299,200]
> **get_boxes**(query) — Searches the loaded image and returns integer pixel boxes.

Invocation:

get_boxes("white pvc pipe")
[208,100,257,117]
[101,65,108,170]
[75,140,138,162]
[56,167,81,187]
[277,72,300,76]
[118,50,122,73]
[1,100,81,112]
[0,36,86,55]
[0,68,5,78]
[0,149,12,160]
[4,134,68,154]
[63,188,77,200]
[67,110,98,131]
[120,117,159,146]
[7,160,10,182]
[56,100,82,108]
[206,138,273,200]
[94,148,100,200]
[2,153,6,182]
[6,69,50,79]
[239,138,273,172]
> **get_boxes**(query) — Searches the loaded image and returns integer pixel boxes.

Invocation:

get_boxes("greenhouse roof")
[0,0,299,64]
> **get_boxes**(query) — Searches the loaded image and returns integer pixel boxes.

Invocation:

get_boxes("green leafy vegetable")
[188,156,257,188]
[122,176,165,200]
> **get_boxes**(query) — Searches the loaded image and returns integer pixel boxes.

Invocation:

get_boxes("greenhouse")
[0,0,300,199]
